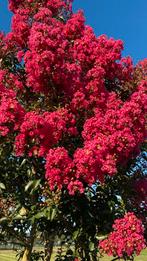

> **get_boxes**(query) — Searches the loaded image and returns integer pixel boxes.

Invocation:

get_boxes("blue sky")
[0,0,147,63]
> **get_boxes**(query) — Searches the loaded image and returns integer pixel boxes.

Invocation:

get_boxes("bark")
[44,233,55,261]
[22,223,36,261]
[22,246,32,261]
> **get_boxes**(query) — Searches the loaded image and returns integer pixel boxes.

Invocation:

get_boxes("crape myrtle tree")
[0,0,146,260]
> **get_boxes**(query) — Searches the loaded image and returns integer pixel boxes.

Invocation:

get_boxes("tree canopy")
[0,1,146,260]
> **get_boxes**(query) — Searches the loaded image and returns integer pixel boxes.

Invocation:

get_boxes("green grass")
[0,249,146,261]
[0,250,16,261]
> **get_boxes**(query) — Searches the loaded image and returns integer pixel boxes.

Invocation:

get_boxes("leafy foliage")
[0,1,146,260]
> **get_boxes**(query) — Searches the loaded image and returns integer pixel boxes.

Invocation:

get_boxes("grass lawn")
[0,250,16,261]
[0,249,146,261]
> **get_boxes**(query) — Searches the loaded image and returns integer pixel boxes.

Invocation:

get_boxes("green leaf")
[33,212,44,219]
[0,183,6,190]
[14,214,26,220]
[96,233,108,240]
[25,180,34,192]
[30,179,41,194]
[72,229,80,240]
[30,208,49,222]
[89,242,95,252]
[19,207,27,216]
[0,217,7,223]
[50,208,57,221]
[20,159,27,167]
[25,179,41,193]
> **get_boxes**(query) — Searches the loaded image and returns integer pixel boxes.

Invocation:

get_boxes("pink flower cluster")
[0,82,25,137]
[23,9,87,96]
[0,69,23,92]
[99,212,146,258]
[73,82,147,184]
[8,0,133,102]
[15,108,77,157]
[9,10,30,49]
[8,0,73,15]
[0,0,146,195]
[45,147,84,195]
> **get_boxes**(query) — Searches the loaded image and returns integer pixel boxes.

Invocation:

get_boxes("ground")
[0,249,147,261]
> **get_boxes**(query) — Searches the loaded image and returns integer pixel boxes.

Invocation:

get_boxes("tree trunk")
[22,246,32,261]
[22,223,36,261]
[44,233,55,261]
[44,240,54,261]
